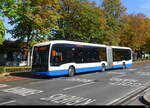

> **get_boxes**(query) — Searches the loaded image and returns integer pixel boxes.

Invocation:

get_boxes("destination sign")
[35,46,49,51]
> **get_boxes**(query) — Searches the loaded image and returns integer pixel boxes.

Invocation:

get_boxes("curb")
[0,73,10,77]
[139,91,150,106]
[144,91,150,103]
[139,96,150,106]
[133,61,150,65]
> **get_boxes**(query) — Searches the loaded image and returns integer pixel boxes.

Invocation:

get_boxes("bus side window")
[65,47,73,63]
[51,45,64,66]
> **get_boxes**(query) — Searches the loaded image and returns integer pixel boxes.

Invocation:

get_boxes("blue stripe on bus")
[113,65,123,68]
[32,70,68,76]
[126,64,132,67]
[113,64,132,68]
[48,66,101,76]
[32,72,50,75]
[75,66,101,73]
[32,64,132,76]
[48,69,68,76]
[32,66,101,76]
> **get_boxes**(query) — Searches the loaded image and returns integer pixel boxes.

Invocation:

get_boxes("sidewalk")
[0,72,35,82]
[0,73,28,82]
[0,71,52,82]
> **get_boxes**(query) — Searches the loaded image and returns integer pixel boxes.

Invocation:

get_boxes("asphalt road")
[0,63,150,105]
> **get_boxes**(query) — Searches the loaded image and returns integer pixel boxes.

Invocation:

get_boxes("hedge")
[0,66,31,74]
[0,67,6,74]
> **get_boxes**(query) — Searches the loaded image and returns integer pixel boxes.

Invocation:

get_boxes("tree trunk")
[27,34,31,66]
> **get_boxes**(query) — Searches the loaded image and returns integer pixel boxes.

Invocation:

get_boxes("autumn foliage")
[0,0,150,53]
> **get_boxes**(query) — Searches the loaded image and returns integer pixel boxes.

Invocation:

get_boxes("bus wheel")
[123,63,126,69]
[101,64,106,72]
[68,66,75,77]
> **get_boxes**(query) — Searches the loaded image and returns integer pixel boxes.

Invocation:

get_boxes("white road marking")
[109,74,126,81]
[63,82,95,91]
[112,74,126,79]
[109,78,142,87]
[106,85,145,105]
[0,100,16,105]
[137,72,150,76]
[30,79,61,85]
[0,84,9,88]
[106,98,121,105]
[2,87,44,96]
[145,66,150,68]
[127,69,137,71]
[66,78,94,83]
[40,94,96,105]
[107,72,125,74]
[30,80,52,85]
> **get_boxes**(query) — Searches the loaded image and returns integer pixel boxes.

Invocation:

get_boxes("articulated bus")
[31,40,132,77]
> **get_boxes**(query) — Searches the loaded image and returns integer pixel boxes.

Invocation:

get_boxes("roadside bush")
[0,66,31,74]
[134,55,150,62]
[146,56,150,60]
[0,67,6,74]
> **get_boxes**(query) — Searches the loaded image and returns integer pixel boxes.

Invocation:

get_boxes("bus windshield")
[32,45,50,71]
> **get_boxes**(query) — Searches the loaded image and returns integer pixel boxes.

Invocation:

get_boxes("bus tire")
[68,66,75,77]
[123,62,126,69]
[101,64,106,72]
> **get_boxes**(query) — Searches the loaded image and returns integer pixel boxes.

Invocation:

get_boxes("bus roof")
[33,40,132,50]
[33,40,107,47]
[111,46,132,50]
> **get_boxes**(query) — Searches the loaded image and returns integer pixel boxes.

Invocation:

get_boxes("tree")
[143,37,150,53]
[101,0,126,45]
[121,14,150,52]
[0,0,60,65]
[0,0,60,44]
[0,19,5,44]
[0,0,6,45]
[54,0,106,43]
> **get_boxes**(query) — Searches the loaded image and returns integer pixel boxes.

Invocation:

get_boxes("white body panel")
[32,40,133,76]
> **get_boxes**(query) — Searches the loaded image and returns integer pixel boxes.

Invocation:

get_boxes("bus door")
[106,47,113,69]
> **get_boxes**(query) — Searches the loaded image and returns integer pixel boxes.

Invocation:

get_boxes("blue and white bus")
[31,40,132,77]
